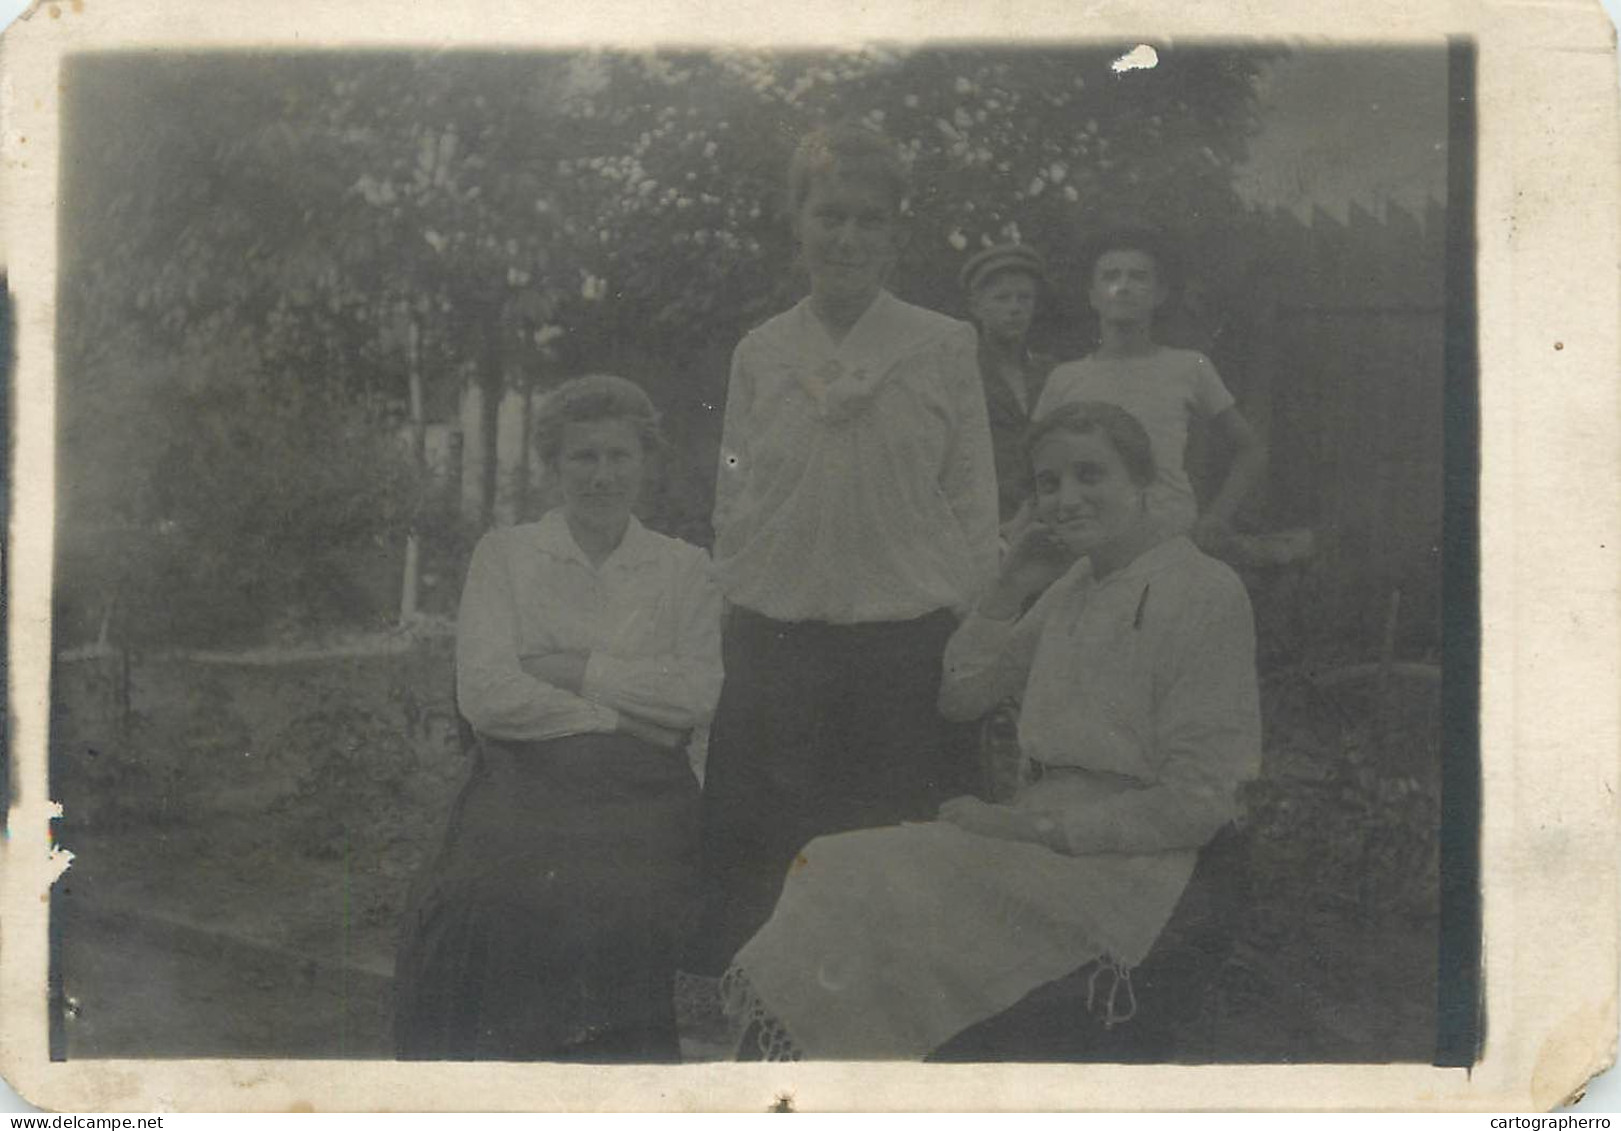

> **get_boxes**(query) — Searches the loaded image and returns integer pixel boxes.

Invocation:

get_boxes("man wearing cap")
[960,244,1059,531]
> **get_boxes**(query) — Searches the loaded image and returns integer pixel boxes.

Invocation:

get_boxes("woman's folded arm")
[580,550,725,731]
[455,533,619,742]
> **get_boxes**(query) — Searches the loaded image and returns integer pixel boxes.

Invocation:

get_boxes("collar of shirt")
[529,509,663,575]
[1071,535,1200,597]
[758,290,966,423]
[801,288,967,369]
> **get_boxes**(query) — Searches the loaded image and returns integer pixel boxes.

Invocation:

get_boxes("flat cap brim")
[959,243,1048,293]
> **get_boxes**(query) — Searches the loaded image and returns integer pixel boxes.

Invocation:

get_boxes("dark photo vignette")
[43,39,1469,1072]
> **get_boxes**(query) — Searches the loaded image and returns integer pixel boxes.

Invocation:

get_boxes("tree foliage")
[59,44,1272,644]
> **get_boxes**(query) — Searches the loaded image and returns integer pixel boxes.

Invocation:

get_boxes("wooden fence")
[442,200,1451,659]
[1202,200,1448,657]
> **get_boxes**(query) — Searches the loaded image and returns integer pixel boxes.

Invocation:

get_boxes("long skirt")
[686,606,979,976]
[721,771,1199,1060]
[393,732,699,1061]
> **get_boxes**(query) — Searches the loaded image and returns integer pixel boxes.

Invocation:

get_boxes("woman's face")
[1088,248,1166,324]
[796,172,898,310]
[1031,428,1148,557]
[554,417,644,535]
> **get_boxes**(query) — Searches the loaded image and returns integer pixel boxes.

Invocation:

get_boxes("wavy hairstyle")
[531,374,664,468]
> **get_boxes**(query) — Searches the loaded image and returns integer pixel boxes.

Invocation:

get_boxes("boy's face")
[969,270,1039,346]
[1089,248,1167,324]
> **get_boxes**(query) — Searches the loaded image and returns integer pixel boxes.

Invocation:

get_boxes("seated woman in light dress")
[393,374,722,1062]
[720,400,1261,1060]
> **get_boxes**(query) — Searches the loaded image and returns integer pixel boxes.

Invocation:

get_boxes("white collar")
[1072,535,1201,592]
[531,508,660,571]
[755,291,967,422]
[785,289,963,371]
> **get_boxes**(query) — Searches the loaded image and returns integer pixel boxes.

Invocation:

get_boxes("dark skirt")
[393,732,699,1061]
[687,605,978,976]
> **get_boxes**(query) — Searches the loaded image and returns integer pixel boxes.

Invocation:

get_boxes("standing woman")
[689,124,1000,977]
[394,375,723,1062]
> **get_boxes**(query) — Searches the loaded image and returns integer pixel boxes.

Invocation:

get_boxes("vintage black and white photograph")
[40,38,1472,1072]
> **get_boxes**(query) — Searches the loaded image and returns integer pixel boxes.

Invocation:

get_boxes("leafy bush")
[1246,669,1441,933]
[116,380,419,647]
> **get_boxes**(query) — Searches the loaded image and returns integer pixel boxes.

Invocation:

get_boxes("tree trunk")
[478,354,502,529]
[400,316,425,626]
[459,378,487,523]
[494,385,529,526]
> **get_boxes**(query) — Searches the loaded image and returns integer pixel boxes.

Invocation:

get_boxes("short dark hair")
[1083,224,1179,290]
[532,374,663,467]
[787,123,909,219]
[1027,400,1156,488]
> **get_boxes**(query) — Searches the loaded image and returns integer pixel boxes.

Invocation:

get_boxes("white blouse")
[712,290,1000,624]
[455,510,724,743]
[940,536,1262,854]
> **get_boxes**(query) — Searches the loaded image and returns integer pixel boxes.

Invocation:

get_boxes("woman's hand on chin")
[980,523,1076,620]
[998,498,1036,546]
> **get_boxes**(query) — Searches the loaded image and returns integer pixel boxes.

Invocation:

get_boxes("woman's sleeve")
[938,578,1064,721]
[455,533,619,742]
[580,549,725,730]
[940,325,1001,603]
[1052,581,1262,854]
[712,339,753,544]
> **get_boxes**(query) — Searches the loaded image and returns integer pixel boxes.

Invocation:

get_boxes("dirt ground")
[49,636,1442,1064]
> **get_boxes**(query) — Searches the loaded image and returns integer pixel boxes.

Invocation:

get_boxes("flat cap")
[959,243,1047,293]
